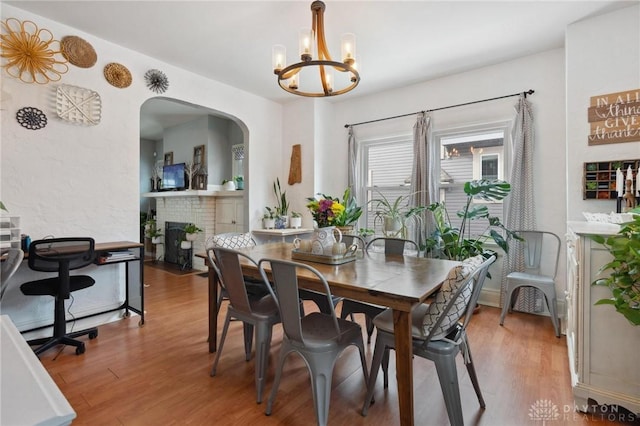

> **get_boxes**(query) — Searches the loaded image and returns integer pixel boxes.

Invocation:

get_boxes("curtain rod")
[344,89,534,128]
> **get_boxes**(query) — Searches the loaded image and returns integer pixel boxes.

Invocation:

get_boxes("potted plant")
[588,213,640,325]
[263,207,276,229]
[423,179,520,261]
[273,178,289,228]
[358,227,375,244]
[234,175,244,190]
[146,228,163,244]
[180,237,192,249]
[290,211,302,229]
[222,179,236,191]
[370,190,426,238]
[183,223,202,241]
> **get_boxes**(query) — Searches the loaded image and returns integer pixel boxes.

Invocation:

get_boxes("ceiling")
[7,0,637,139]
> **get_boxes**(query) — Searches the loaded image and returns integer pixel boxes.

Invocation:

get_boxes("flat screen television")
[162,163,186,191]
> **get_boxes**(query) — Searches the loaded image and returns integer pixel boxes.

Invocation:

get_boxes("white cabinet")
[566,222,640,414]
[215,197,244,233]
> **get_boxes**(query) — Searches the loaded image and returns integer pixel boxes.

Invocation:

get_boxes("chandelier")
[272,1,360,97]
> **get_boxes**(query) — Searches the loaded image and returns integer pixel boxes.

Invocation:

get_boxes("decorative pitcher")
[310,226,342,255]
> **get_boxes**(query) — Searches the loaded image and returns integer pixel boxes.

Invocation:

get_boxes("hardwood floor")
[38,266,637,425]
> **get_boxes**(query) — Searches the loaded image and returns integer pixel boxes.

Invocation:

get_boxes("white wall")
[566,4,640,221]
[0,4,282,330]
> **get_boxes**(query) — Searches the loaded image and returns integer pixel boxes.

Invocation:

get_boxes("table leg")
[208,264,219,353]
[393,309,414,426]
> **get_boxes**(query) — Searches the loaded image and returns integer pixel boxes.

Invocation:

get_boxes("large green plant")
[588,214,640,326]
[423,179,520,261]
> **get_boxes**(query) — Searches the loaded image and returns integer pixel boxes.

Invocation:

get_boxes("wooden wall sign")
[588,89,640,145]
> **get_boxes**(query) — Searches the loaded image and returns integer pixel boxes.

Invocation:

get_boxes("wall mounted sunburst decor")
[16,107,47,130]
[144,69,169,94]
[0,18,68,84]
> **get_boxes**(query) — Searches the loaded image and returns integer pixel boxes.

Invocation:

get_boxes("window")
[359,135,414,234]
[436,125,509,237]
[356,122,510,240]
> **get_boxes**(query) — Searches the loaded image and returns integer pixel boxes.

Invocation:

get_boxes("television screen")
[162,163,186,190]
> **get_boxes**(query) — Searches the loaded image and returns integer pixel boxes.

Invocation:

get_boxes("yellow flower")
[331,201,345,217]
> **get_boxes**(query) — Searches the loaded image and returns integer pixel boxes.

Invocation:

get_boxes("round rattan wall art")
[103,62,132,88]
[144,69,169,94]
[0,18,68,84]
[16,107,47,130]
[60,35,97,68]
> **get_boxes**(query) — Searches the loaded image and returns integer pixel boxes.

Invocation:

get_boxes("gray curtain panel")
[502,95,540,312]
[347,127,361,226]
[410,112,436,247]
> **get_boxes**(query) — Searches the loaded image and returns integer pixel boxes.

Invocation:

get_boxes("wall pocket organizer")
[583,159,639,200]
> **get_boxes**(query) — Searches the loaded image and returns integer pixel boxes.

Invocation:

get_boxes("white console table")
[0,315,76,425]
[566,222,640,415]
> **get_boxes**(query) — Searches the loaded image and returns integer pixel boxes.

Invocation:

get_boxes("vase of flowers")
[306,188,361,255]
[306,188,362,229]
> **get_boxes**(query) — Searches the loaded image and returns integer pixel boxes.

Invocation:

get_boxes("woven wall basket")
[61,35,97,68]
[104,62,132,88]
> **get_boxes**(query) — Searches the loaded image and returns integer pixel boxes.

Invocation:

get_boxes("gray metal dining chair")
[259,258,369,426]
[499,230,562,337]
[361,254,495,426]
[340,237,419,343]
[208,247,280,404]
[1,248,24,300]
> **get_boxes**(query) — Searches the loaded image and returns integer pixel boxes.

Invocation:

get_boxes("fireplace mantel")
[142,190,242,199]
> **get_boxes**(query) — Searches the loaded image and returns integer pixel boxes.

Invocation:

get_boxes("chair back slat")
[513,231,561,278]
[28,238,95,273]
[260,259,339,346]
[365,237,418,256]
[209,247,274,316]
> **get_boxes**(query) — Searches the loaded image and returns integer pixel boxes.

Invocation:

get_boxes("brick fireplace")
[153,195,215,271]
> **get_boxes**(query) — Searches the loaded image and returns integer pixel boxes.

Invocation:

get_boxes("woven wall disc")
[61,35,97,68]
[103,62,132,88]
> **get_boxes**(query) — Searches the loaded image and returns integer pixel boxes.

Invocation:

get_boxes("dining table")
[199,242,459,426]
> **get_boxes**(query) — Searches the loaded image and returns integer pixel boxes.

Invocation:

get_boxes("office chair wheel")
[89,330,98,339]
[75,343,86,355]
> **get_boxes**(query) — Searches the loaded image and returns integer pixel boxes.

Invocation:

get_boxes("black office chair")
[20,238,99,356]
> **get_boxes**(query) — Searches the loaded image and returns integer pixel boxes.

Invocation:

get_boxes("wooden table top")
[232,242,460,312]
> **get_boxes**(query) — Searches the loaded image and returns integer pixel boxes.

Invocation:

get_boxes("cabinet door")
[215,198,244,233]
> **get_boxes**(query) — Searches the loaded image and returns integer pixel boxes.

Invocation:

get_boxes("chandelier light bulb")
[341,33,356,65]
[272,45,286,73]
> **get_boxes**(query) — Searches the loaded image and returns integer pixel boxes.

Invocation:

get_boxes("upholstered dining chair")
[499,230,562,337]
[206,232,270,308]
[361,254,495,426]
[259,258,369,426]
[208,247,280,404]
[340,237,419,343]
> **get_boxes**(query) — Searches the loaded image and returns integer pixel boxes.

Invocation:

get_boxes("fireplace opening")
[164,221,192,269]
